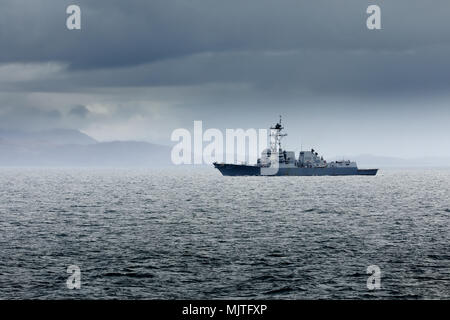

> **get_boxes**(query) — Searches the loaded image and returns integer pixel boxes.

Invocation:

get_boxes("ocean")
[0,168,449,299]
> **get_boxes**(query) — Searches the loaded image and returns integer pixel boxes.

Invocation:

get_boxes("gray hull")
[214,163,378,176]
[213,163,260,176]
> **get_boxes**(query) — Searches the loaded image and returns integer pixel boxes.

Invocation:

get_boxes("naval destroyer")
[213,117,378,176]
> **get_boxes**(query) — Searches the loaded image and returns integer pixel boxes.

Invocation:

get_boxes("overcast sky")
[1,0,449,158]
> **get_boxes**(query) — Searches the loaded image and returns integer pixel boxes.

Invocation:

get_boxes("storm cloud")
[0,0,449,157]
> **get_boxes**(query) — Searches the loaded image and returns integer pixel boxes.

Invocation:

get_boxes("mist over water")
[0,168,448,299]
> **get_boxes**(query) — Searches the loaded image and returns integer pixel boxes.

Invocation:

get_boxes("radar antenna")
[270,116,287,153]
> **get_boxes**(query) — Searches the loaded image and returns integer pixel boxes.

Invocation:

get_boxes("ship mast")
[269,115,287,153]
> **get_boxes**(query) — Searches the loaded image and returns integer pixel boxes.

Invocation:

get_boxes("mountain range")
[0,129,172,167]
[0,129,448,167]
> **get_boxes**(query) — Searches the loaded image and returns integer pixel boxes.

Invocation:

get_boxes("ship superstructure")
[213,117,378,176]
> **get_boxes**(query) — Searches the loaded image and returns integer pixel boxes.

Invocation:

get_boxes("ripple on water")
[0,168,449,299]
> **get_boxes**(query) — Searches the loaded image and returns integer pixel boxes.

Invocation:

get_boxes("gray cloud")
[0,0,450,157]
[1,0,450,97]
[2,0,450,69]
[69,105,89,118]
[0,106,62,130]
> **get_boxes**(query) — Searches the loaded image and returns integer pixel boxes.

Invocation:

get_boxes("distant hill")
[1,129,448,168]
[0,129,172,167]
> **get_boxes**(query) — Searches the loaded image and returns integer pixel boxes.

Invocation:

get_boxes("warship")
[213,117,378,176]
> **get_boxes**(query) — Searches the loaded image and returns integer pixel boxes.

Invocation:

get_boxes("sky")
[0,0,449,158]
